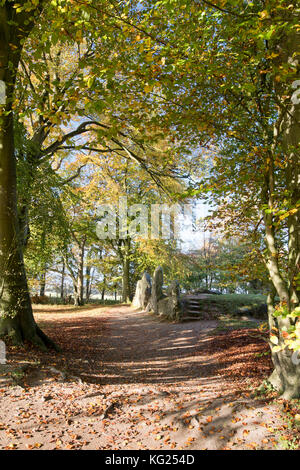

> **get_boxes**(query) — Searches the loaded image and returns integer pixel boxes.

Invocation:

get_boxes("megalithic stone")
[0,340,6,365]
[132,280,143,308]
[150,266,164,314]
[132,272,152,310]
[140,272,152,308]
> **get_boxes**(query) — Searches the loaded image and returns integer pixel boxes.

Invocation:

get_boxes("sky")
[179,201,212,252]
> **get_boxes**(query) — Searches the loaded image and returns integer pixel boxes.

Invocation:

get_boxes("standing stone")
[140,272,152,308]
[0,340,6,365]
[167,280,183,321]
[167,280,180,298]
[150,266,164,314]
[132,280,143,308]
[154,280,183,321]
[132,272,152,309]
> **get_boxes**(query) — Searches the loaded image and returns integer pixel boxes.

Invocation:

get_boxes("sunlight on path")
[0,305,283,450]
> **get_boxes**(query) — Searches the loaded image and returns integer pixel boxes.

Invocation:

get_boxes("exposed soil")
[0,304,290,450]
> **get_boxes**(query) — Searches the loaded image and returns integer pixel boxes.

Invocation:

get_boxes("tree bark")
[122,256,130,303]
[39,269,46,297]
[266,21,300,398]
[78,242,85,305]
[85,265,90,302]
[0,4,56,350]
[60,259,65,299]
[121,239,131,303]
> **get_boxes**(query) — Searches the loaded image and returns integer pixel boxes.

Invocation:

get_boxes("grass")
[212,313,259,334]
[208,293,266,304]
[208,294,267,333]
[195,293,267,317]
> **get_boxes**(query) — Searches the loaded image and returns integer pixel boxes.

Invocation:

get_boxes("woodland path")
[0,305,284,450]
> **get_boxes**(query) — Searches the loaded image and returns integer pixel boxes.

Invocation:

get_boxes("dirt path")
[0,305,284,450]
[88,305,219,385]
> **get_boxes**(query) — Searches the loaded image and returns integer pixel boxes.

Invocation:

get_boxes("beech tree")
[0,1,58,348]
[1,0,299,400]
[0,0,185,345]
[144,0,299,397]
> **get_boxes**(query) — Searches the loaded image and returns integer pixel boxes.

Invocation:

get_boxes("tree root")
[0,322,60,352]
[35,325,61,352]
[267,369,283,393]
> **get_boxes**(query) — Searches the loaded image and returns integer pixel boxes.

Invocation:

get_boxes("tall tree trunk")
[85,265,91,302]
[73,284,80,307]
[39,269,46,297]
[0,4,55,350]
[122,255,130,303]
[120,238,131,303]
[78,243,85,305]
[74,242,85,306]
[266,22,300,398]
[60,259,65,299]
[121,239,131,303]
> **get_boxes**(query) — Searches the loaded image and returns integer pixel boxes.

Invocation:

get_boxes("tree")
[145,0,299,397]
[106,0,299,396]
[0,1,59,348]
[0,0,186,343]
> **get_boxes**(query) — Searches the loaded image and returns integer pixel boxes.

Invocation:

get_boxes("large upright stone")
[144,266,183,321]
[150,266,164,314]
[167,280,183,321]
[132,272,152,310]
[167,280,180,298]
[153,279,183,321]
[132,280,143,308]
[0,340,6,365]
[140,272,152,308]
